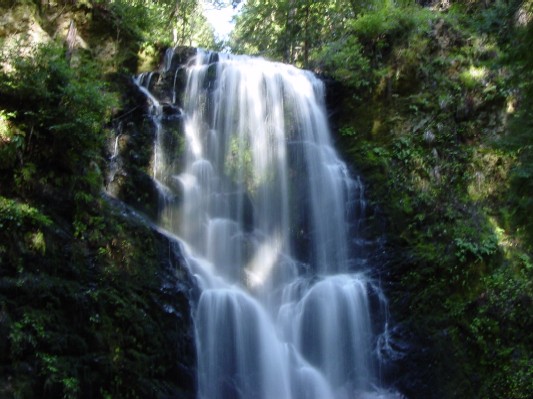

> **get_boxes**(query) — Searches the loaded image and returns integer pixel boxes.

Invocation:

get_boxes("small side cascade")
[134,47,404,399]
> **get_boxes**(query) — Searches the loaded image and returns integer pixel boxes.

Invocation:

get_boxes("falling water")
[137,49,401,399]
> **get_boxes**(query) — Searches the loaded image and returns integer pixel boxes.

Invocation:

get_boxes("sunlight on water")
[245,233,282,289]
[137,48,403,399]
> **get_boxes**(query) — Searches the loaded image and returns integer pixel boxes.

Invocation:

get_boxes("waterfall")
[137,49,401,399]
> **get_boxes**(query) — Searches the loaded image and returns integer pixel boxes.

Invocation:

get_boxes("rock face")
[106,48,197,221]
[321,8,533,399]
[101,48,201,398]
[0,3,198,396]
[0,192,198,398]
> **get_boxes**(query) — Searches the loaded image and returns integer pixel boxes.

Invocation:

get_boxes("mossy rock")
[0,194,197,399]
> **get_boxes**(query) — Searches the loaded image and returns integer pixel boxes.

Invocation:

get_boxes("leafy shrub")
[504,3,533,250]
[313,35,372,90]
[0,43,118,198]
[0,110,23,170]
[349,4,434,43]
[313,4,436,91]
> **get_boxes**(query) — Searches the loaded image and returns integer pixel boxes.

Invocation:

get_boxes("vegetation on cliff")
[1,0,532,398]
[331,4,533,398]
[0,1,207,397]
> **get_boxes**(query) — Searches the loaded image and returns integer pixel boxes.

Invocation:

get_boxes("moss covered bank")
[1,1,532,398]
[0,1,197,398]
[323,2,533,398]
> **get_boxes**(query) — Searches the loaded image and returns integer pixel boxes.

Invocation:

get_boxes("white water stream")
[137,49,401,399]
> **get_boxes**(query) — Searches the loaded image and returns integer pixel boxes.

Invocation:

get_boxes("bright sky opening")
[202,1,239,41]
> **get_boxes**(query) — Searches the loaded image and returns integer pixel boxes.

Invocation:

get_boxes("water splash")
[137,48,401,399]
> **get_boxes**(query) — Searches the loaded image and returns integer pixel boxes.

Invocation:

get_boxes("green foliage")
[312,4,438,93]
[232,0,352,66]
[232,0,437,72]
[0,196,52,263]
[454,235,498,264]
[171,0,220,49]
[314,35,372,90]
[0,110,24,170]
[349,3,433,41]
[0,2,220,398]
[456,263,533,399]
[0,42,118,201]
[330,2,532,398]
[503,1,533,250]
[467,0,524,42]
[0,0,531,398]
[0,196,52,230]
[90,0,217,49]
[0,6,199,393]
[0,41,124,257]
[0,197,196,398]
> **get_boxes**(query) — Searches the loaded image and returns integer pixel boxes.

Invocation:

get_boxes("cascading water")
[137,49,401,399]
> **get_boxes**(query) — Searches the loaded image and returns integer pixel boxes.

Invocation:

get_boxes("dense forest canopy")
[1,0,532,398]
